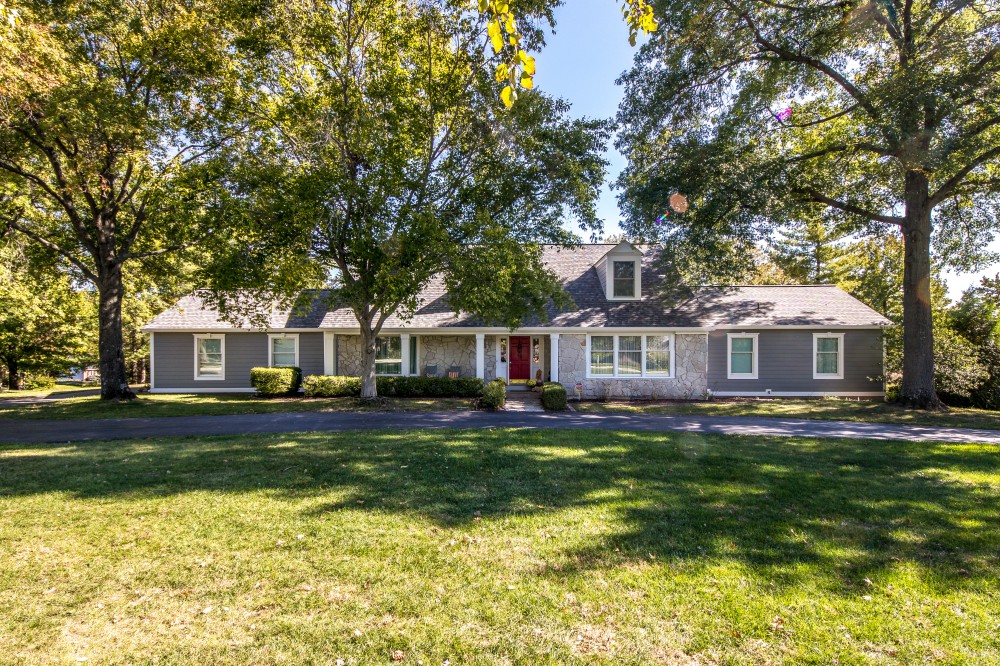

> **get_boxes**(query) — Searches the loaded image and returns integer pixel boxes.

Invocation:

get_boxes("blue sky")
[532,0,996,299]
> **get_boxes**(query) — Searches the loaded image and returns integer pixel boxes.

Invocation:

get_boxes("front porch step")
[504,392,544,412]
[505,384,531,392]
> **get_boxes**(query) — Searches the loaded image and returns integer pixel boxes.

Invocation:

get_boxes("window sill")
[726,374,758,380]
[586,375,675,380]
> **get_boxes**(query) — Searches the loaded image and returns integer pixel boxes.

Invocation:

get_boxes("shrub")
[301,375,484,398]
[377,376,484,398]
[302,375,360,397]
[526,379,537,388]
[480,377,506,410]
[250,367,302,397]
[23,373,57,390]
[541,382,568,411]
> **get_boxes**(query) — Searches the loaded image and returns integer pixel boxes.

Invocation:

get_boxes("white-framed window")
[727,333,758,380]
[611,260,638,298]
[376,335,402,376]
[586,334,674,378]
[193,334,225,380]
[268,333,299,367]
[813,332,845,379]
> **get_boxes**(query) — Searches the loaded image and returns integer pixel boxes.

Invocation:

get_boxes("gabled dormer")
[595,241,643,301]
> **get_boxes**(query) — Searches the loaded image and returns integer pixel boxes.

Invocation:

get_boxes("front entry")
[509,336,531,382]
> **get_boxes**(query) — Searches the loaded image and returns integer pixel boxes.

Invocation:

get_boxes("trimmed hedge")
[301,375,484,398]
[541,382,568,411]
[303,375,360,398]
[250,367,302,396]
[480,377,506,410]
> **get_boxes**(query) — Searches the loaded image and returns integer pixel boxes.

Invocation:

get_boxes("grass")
[575,397,1000,430]
[1,428,998,664]
[0,381,99,400]
[0,393,473,420]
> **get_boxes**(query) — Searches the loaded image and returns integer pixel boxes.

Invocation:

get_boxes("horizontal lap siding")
[153,332,325,390]
[707,329,883,394]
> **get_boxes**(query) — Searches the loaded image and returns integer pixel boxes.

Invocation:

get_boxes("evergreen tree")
[771,215,847,285]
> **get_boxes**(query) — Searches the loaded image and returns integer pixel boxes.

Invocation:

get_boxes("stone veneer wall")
[419,335,476,378]
[336,334,364,377]
[484,336,497,382]
[558,333,708,399]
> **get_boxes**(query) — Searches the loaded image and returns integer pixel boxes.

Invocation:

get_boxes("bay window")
[587,334,674,377]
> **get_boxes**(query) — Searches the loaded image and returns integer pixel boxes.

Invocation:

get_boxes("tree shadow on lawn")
[1,428,997,595]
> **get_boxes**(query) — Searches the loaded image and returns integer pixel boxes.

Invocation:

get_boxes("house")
[142,243,891,399]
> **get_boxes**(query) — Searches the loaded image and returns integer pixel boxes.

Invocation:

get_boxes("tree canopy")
[617,0,1000,408]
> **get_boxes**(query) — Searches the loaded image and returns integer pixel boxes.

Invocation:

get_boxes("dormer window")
[613,261,636,298]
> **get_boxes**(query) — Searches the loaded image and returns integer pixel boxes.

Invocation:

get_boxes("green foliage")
[0,240,94,389]
[206,3,609,398]
[616,0,1000,404]
[302,375,484,399]
[250,367,302,397]
[22,373,56,390]
[540,382,567,410]
[480,378,507,409]
[302,376,361,399]
[770,214,848,284]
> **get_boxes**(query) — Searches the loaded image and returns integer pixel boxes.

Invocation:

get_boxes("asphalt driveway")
[3,410,1000,444]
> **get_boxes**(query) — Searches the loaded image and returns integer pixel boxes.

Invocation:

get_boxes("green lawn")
[2,429,997,664]
[576,398,1000,430]
[0,381,99,400]
[0,392,473,420]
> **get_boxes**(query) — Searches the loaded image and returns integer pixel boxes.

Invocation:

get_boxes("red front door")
[509,336,531,381]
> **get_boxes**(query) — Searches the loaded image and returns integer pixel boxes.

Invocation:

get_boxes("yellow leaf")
[520,74,533,89]
[477,0,488,12]
[520,52,535,75]
[496,0,508,13]
[488,20,503,53]
[505,13,515,33]
[501,85,516,108]
[495,63,508,82]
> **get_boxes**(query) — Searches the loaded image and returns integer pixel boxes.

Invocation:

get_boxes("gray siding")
[707,329,883,395]
[152,332,325,390]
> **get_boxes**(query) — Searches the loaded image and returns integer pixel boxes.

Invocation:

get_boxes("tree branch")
[800,188,903,225]
[929,144,1000,206]
[4,219,99,282]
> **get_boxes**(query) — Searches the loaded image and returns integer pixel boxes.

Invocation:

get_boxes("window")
[618,335,642,375]
[727,333,758,379]
[590,336,614,375]
[612,261,636,298]
[587,334,674,377]
[376,335,402,375]
[194,334,225,380]
[645,335,672,375]
[813,333,845,379]
[269,334,298,367]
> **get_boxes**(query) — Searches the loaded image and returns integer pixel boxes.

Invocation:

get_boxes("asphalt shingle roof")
[145,245,891,330]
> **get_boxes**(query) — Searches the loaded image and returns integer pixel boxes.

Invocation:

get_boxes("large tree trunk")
[6,359,20,391]
[359,322,379,399]
[97,264,136,401]
[898,170,943,410]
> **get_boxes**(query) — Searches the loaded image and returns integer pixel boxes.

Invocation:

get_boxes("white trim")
[585,333,676,379]
[149,387,257,394]
[475,333,485,380]
[323,332,335,375]
[401,333,411,377]
[268,333,300,368]
[813,332,845,379]
[149,332,155,391]
[193,334,226,381]
[713,391,884,398]
[497,335,509,382]
[726,333,759,380]
[550,333,560,383]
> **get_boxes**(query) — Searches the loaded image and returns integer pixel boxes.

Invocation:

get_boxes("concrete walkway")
[3,410,1000,445]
